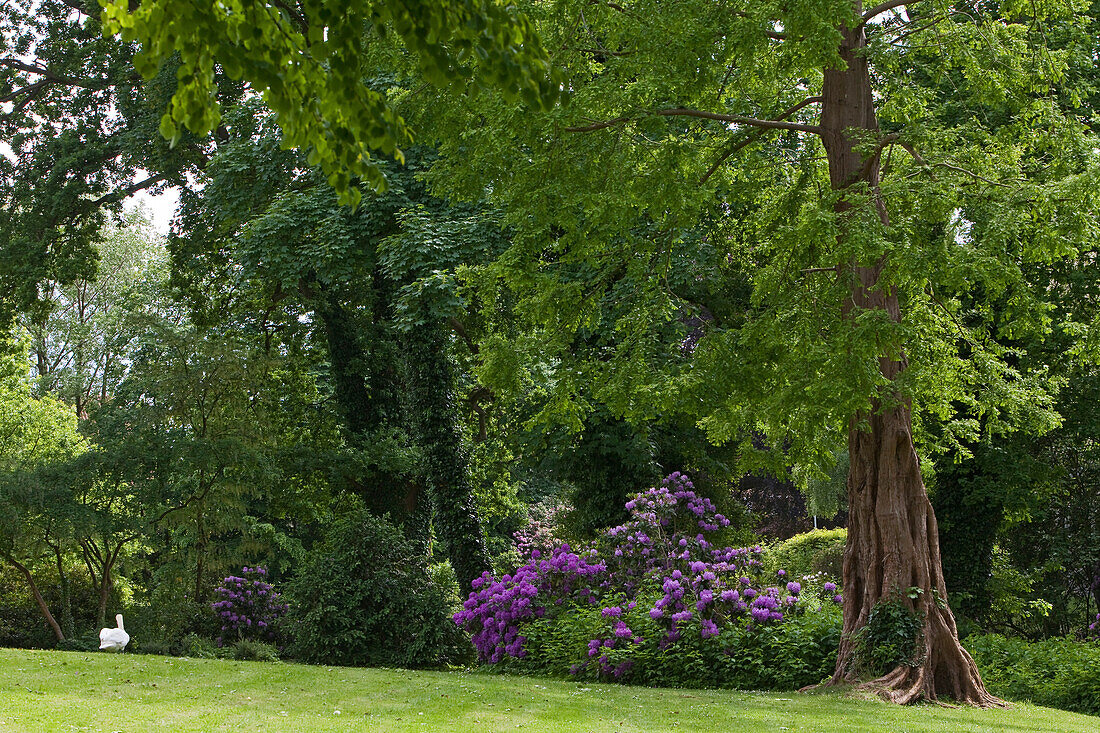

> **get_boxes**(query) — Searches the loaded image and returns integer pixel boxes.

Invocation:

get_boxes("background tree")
[0,336,86,640]
[0,0,218,328]
[22,209,166,416]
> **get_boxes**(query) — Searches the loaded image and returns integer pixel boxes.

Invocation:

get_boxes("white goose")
[98,613,130,652]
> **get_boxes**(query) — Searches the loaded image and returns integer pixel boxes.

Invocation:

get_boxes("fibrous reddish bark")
[819,10,1001,706]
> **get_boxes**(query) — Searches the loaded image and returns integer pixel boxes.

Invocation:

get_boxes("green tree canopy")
[99,0,563,202]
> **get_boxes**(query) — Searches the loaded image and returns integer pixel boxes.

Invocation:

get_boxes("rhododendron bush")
[212,566,287,646]
[454,474,843,688]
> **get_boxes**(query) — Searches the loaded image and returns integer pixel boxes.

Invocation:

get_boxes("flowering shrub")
[1090,613,1099,639]
[212,566,287,646]
[454,473,843,688]
[513,502,569,562]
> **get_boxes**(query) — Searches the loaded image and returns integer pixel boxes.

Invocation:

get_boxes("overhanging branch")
[861,0,910,25]
[566,108,821,135]
[89,172,172,207]
[0,58,110,95]
[699,96,824,183]
[656,108,821,134]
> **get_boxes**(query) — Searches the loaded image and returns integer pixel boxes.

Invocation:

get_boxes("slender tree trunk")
[820,12,1000,706]
[52,545,75,639]
[97,562,113,629]
[4,555,64,642]
[195,500,207,604]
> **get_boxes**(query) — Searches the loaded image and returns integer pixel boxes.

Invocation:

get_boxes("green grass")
[0,648,1096,732]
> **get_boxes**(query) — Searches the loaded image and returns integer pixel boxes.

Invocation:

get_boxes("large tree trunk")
[820,11,1000,706]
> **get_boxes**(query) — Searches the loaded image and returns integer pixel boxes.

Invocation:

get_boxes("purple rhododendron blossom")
[212,566,285,646]
[453,472,821,682]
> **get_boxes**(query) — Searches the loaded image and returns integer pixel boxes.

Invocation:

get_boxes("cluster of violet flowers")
[454,543,606,663]
[454,472,842,679]
[211,566,288,646]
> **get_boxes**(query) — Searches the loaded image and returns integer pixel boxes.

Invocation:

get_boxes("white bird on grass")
[99,614,130,652]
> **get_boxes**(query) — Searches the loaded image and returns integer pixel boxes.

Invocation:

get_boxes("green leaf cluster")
[99,0,563,204]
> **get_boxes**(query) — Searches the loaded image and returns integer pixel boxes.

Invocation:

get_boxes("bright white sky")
[129,186,179,235]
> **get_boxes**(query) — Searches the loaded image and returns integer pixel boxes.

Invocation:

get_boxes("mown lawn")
[0,648,1095,732]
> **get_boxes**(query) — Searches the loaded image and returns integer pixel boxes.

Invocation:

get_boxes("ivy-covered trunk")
[406,321,491,595]
[316,290,378,438]
[315,284,426,541]
[820,13,998,706]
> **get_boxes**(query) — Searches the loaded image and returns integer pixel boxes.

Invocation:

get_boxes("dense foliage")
[99,0,561,201]
[286,510,469,668]
[764,529,846,581]
[965,634,1100,716]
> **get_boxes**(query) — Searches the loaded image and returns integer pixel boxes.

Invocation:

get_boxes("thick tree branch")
[0,58,49,75]
[449,316,479,356]
[468,386,493,442]
[861,0,910,25]
[89,172,172,207]
[0,58,110,93]
[699,96,824,183]
[656,108,821,134]
[0,78,52,104]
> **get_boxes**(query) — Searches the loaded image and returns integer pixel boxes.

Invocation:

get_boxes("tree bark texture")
[820,12,1000,706]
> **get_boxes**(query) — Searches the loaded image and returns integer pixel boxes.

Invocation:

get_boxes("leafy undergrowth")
[965,634,1100,716]
[0,649,1097,732]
